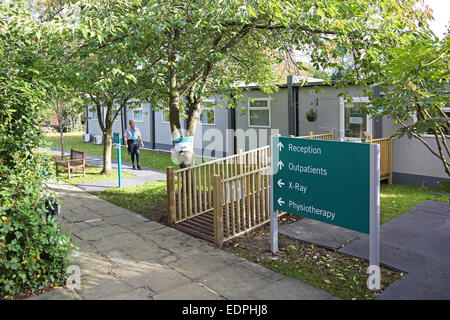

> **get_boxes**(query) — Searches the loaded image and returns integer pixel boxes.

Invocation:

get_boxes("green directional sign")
[113,132,120,144]
[272,136,376,234]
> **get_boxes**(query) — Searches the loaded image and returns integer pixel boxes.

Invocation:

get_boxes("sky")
[424,0,449,38]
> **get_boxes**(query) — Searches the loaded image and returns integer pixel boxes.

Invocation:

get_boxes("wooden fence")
[213,167,273,246]
[368,136,393,184]
[167,145,270,225]
[296,130,334,140]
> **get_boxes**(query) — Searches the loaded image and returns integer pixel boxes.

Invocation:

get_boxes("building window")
[200,100,215,125]
[419,106,450,136]
[90,108,98,120]
[133,108,143,122]
[248,98,270,128]
[113,109,120,122]
[162,108,170,123]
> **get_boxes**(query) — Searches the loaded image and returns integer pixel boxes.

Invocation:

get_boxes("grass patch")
[222,216,403,300]
[98,181,168,223]
[46,132,210,171]
[56,163,134,185]
[380,183,449,224]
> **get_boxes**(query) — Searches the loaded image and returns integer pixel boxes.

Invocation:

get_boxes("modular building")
[85,76,449,186]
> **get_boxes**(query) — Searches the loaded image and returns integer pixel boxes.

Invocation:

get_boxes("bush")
[0,1,73,296]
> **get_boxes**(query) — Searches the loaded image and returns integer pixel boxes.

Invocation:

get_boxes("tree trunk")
[59,125,64,157]
[102,126,113,175]
[180,99,202,168]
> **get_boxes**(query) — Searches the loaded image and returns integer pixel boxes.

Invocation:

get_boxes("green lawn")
[380,183,449,224]
[98,181,168,222]
[56,163,134,185]
[46,132,192,171]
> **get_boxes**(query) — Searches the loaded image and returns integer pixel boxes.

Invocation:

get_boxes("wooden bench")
[54,149,86,180]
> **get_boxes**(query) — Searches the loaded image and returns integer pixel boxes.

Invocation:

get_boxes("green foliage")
[0,1,73,296]
[366,34,450,176]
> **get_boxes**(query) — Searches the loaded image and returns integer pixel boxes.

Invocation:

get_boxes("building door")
[339,97,372,141]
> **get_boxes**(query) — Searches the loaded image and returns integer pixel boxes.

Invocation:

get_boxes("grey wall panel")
[391,136,449,179]
[235,88,289,151]
[297,85,369,139]
[392,172,449,187]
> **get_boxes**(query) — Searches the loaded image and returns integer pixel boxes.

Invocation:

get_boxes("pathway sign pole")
[270,135,278,254]
[368,144,380,290]
[113,132,122,189]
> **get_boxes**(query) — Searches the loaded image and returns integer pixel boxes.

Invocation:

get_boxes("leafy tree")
[63,0,155,175]
[51,93,84,156]
[0,1,72,295]
[367,33,450,176]
[131,0,426,167]
[70,0,428,168]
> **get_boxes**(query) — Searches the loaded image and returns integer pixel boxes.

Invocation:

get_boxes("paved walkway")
[49,148,166,193]
[31,181,336,300]
[279,200,450,300]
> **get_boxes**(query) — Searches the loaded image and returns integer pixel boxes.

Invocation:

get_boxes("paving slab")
[279,218,363,250]
[168,253,233,279]
[198,266,281,300]
[378,274,450,300]
[100,287,154,300]
[74,225,129,241]
[113,263,192,293]
[91,232,147,252]
[413,200,450,216]
[102,212,149,226]
[251,278,334,300]
[27,288,81,300]
[153,282,223,300]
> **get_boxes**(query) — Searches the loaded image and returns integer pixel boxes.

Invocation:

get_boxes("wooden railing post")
[237,148,243,175]
[213,175,224,248]
[309,131,313,138]
[166,166,176,225]
[329,130,334,140]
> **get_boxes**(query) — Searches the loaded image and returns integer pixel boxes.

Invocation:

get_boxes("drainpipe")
[151,108,156,149]
[122,104,127,144]
[229,91,237,155]
[373,86,382,138]
[295,85,300,136]
[287,75,295,135]
[85,106,89,134]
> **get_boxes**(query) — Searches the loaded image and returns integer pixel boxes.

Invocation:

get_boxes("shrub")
[0,1,73,296]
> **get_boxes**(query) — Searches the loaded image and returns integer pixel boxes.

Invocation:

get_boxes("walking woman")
[124,120,144,170]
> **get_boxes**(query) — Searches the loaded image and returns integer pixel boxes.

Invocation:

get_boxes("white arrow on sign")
[277,197,285,206]
[277,142,284,151]
[277,160,284,170]
[277,179,285,188]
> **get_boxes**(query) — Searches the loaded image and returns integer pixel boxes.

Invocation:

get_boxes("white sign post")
[368,144,381,290]
[270,135,278,253]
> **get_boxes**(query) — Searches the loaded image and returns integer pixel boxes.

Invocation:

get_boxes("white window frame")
[421,107,450,138]
[339,96,372,141]
[90,108,98,120]
[132,107,144,123]
[161,108,170,124]
[248,97,271,128]
[112,107,120,122]
[199,100,216,126]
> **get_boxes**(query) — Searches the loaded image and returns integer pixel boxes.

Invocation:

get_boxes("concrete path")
[32,181,336,300]
[49,147,166,193]
[279,200,450,300]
